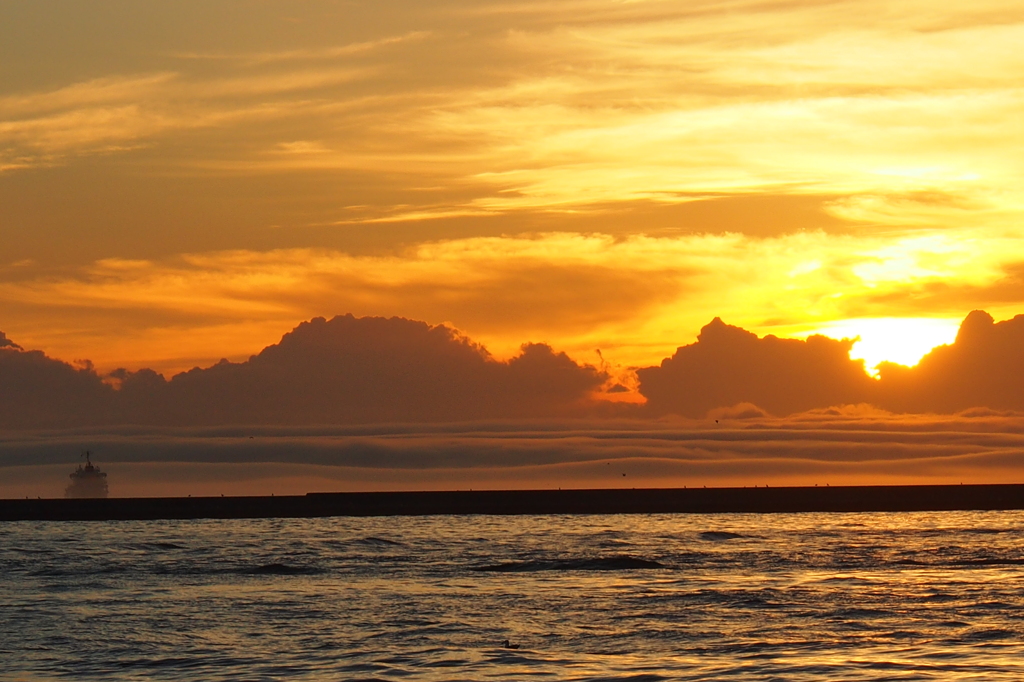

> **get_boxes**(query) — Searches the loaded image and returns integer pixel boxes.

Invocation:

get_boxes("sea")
[3,511,1024,681]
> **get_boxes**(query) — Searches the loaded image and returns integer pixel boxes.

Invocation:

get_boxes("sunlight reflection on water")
[3,511,1024,680]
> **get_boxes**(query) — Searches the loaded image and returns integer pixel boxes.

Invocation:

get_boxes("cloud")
[877,310,1024,413]
[6,0,1024,229]
[137,315,607,425]
[7,412,1024,497]
[9,308,1024,436]
[707,402,770,420]
[0,74,178,117]
[856,261,1024,318]
[0,315,607,430]
[0,69,368,169]
[172,32,431,65]
[637,317,874,417]
[0,331,21,350]
[8,308,1024,494]
[0,346,113,429]
[5,229,1016,377]
[5,3,1024,378]
[637,310,1024,419]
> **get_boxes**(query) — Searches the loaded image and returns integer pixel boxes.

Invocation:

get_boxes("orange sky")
[4,0,1024,378]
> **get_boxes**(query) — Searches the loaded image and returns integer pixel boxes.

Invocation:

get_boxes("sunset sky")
[4,0,1024,374]
[4,1,1024,496]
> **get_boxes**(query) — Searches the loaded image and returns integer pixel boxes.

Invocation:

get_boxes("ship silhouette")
[65,451,109,499]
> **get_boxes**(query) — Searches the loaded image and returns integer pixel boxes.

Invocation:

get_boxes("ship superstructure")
[65,452,109,499]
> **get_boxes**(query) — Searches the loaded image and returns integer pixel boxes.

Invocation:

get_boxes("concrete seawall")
[3,484,1024,521]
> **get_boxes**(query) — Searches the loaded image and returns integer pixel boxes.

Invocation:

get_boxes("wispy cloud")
[0,31,390,169]
[170,31,431,65]
[5,1,1023,228]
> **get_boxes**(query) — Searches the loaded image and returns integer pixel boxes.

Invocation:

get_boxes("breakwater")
[3,484,1024,521]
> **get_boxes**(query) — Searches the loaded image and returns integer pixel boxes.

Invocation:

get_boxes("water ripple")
[4,511,1024,680]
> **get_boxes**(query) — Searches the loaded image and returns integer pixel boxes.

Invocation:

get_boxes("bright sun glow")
[805,318,962,376]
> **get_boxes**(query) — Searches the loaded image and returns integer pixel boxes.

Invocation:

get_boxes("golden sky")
[3,0,1024,376]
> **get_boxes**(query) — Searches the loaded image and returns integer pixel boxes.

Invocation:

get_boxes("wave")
[951,558,1024,567]
[326,536,403,549]
[246,563,322,575]
[472,556,665,572]
[962,627,1017,641]
[699,531,745,541]
[137,542,186,550]
[893,557,1024,567]
[356,536,402,546]
[30,565,129,577]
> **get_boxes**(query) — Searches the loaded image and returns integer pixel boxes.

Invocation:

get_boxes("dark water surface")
[3,511,1024,680]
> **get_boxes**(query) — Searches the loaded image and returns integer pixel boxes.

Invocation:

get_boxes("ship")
[65,451,109,499]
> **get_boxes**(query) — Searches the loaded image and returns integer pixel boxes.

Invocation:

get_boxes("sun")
[803,318,961,376]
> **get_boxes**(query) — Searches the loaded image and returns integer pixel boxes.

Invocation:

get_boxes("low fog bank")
[6,413,1024,498]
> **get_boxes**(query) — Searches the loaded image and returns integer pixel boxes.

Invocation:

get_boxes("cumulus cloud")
[0,315,606,429]
[137,315,607,425]
[6,309,1024,436]
[0,331,22,350]
[637,317,875,417]
[877,310,1024,413]
[639,311,1024,419]
[0,344,113,429]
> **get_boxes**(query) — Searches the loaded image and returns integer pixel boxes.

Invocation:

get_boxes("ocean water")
[3,511,1024,681]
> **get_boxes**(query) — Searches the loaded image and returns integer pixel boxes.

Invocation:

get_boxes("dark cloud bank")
[8,311,1024,494]
[637,310,1024,418]
[0,315,605,429]
[3,310,1024,430]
